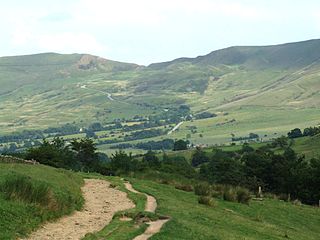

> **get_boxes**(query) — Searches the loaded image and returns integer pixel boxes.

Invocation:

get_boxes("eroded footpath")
[23,179,134,240]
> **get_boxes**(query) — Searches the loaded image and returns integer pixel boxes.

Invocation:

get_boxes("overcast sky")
[1,0,320,65]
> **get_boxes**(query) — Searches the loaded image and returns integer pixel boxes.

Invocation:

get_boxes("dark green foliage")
[110,150,138,174]
[288,128,303,138]
[142,151,160,168]
[303,126,320,136]
[232,133,259,142]
[26,138,75,168]
[195,112,217,120]
[191,147,209,167]
[26,137,101,172]
[71,138,99,170]
[135,139,174,150]
[173,139,188,151]
[200,150,244,185]
[161,155,196,178]
[271,136,289,148]
[240,143,255,153]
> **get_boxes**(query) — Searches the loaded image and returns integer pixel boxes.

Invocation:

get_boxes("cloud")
[36,32,106,54]
[11,25,32,46]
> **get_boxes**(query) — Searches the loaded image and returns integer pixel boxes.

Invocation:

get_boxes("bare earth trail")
[23,179,134,240]
[124,182,169,240]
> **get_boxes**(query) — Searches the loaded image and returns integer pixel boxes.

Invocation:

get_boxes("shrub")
[211,190,222,198]
[194,183,211,196]
[198,196,216,207]
[175,184,194,192]
[223,186,237,202]
[236,187,251,204]
[159,179,170,185]
[212,184,224,195]
[292,199,302,206]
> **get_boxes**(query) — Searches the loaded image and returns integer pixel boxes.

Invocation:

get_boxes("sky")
[1,0,320,65]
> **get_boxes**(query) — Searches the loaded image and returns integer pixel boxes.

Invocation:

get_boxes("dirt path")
[167,121,184,135]
[124,182,157,213]
[23,179,134,240]
[124,182,169,240]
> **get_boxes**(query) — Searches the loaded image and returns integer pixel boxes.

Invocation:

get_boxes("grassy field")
[0,161,84,239]
[130,179,320,240]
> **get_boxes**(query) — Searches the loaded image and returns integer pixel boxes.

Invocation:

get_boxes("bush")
[223,186,237,202]
[211,190,222,198]
[159,179,170,185]
[194,183,211,196]
[198,196,216,207]
[292,199,302,206]
[236,187,251,204]
[175,184,194,192]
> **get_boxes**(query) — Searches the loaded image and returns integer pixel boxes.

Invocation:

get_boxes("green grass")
[291,134,320,159]
[129,179,320,240]
[0,163,84,239]
[1,163,320,239]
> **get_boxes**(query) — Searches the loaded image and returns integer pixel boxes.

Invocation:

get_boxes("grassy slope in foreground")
[0,162,83,239]
[130,179,320,240]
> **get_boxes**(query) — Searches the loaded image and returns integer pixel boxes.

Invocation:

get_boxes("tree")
[173,139,188,151]
[287,128,302,138]
[26,138,74,168]
[271,136,288,148]
[191,147,209,167]
[143,150,160,168]
[110,150,135,173]
[71,138,98,170]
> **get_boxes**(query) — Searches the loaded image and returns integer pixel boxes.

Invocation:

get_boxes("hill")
[0,159,83,239]
[1,161,319,240]
[0,39,320,152]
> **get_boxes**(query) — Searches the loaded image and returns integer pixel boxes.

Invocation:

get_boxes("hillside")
[0,39,320,152]
[0,160,83,239]
[1,161,319,240]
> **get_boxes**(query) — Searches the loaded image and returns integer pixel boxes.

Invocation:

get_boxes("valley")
[0,40,320,154]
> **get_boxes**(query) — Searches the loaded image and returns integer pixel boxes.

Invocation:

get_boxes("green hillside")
[1,161,319,240]
[0,160,83,239]
[130,179,320,240]
[0,39,319,152]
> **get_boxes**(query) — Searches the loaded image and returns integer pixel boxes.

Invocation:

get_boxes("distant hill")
[0,53,139,95]
[0,39,319,147]
[149,39,320,69]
